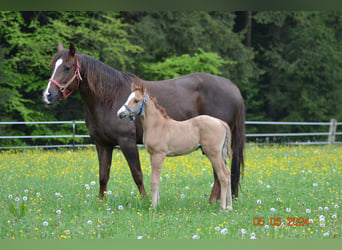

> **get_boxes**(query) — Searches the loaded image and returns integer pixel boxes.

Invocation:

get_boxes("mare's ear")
[141,81,146,94]
[69,42,76,57]
[58,43,64,53]
[131,82,137,91]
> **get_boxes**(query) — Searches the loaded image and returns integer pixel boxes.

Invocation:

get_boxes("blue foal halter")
[124,93,147,121]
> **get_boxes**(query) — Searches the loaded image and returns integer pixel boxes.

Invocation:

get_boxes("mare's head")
[43,42,82,104]
[117,82,147,120]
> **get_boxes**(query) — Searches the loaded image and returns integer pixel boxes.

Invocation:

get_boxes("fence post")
[73,120,76,148]
[328,119,337,144]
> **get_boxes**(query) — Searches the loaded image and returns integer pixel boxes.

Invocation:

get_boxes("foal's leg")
[119,138,147,197]
[150,153,165,208]
[96,143,114,197]
[224,162,232,209]
[206,153,229,209]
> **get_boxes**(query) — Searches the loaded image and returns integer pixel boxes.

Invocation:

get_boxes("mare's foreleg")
[150,153,165,208]
[119,138,147,197]
[96,143,114,197]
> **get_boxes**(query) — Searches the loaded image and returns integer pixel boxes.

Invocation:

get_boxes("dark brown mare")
[42,43,245,202]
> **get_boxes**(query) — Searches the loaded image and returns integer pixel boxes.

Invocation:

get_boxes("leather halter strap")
[49,54,82,100]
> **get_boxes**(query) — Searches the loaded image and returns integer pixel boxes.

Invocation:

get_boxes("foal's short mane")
[150,97,170,119]
[52,50,138,106]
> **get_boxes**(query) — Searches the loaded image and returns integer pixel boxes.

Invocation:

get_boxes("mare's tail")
[231,98,246,198]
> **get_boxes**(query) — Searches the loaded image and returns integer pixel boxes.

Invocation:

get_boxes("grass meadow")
[0,145,341,239]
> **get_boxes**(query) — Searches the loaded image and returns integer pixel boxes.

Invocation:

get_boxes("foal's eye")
[64,66,72,72]
[134,99,139,103]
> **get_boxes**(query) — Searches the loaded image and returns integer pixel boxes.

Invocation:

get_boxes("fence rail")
[0,119,340,149]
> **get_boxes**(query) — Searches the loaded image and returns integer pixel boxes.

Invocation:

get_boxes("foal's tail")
[220,121,232,165]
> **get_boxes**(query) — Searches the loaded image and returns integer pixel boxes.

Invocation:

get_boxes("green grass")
[0,145,341,239]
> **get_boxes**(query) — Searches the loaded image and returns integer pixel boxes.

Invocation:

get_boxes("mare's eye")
[134,99,139,103]
[64,66,72,72]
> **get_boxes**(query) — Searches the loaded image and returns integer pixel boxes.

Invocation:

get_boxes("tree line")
[0,11,341,145]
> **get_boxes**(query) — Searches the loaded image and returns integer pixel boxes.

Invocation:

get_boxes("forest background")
[0,11,341,145]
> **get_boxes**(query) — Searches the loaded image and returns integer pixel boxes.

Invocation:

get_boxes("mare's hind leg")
[209,171,221,203]
[119,138,147,197]
[150,153,165,208]
[96,143,114,197]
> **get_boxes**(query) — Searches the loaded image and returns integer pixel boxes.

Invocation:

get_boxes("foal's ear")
[69,42,76,57]
[131,82,138,91]
[141,81,146,94]
[58,43,64,53]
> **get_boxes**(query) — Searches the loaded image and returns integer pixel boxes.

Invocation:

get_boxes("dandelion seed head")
[286,208,291,213]
[118,205,124,210]
[43,221,48,226]
[270,208,276,212]
[241,229,247,234]
[256,199,262,204]
[90,181,96,186]
[192,235,200,239]
[56,209,62,215]
[23,196,27,201]
[220,228,228,234]
[305,209,311,214]
[87,220,92,225]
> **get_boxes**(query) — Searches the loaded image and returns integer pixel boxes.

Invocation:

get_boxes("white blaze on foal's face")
[43,58,63,104]
[117,92,136,115]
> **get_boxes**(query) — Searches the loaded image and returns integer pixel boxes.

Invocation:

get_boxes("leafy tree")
[141,48,235,79]
[253,11,342,123]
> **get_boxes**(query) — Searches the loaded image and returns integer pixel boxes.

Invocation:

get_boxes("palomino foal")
[117,82,232,210]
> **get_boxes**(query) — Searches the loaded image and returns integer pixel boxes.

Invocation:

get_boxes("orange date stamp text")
[253,217,310,226]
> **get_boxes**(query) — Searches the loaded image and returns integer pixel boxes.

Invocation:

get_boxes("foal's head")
[117,82,147,120]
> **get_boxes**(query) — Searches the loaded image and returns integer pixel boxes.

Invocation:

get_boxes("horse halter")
[124,93,148,121]
[49,54,83,100]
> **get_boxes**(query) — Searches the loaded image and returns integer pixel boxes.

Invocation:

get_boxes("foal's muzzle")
[117,110,129,120]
